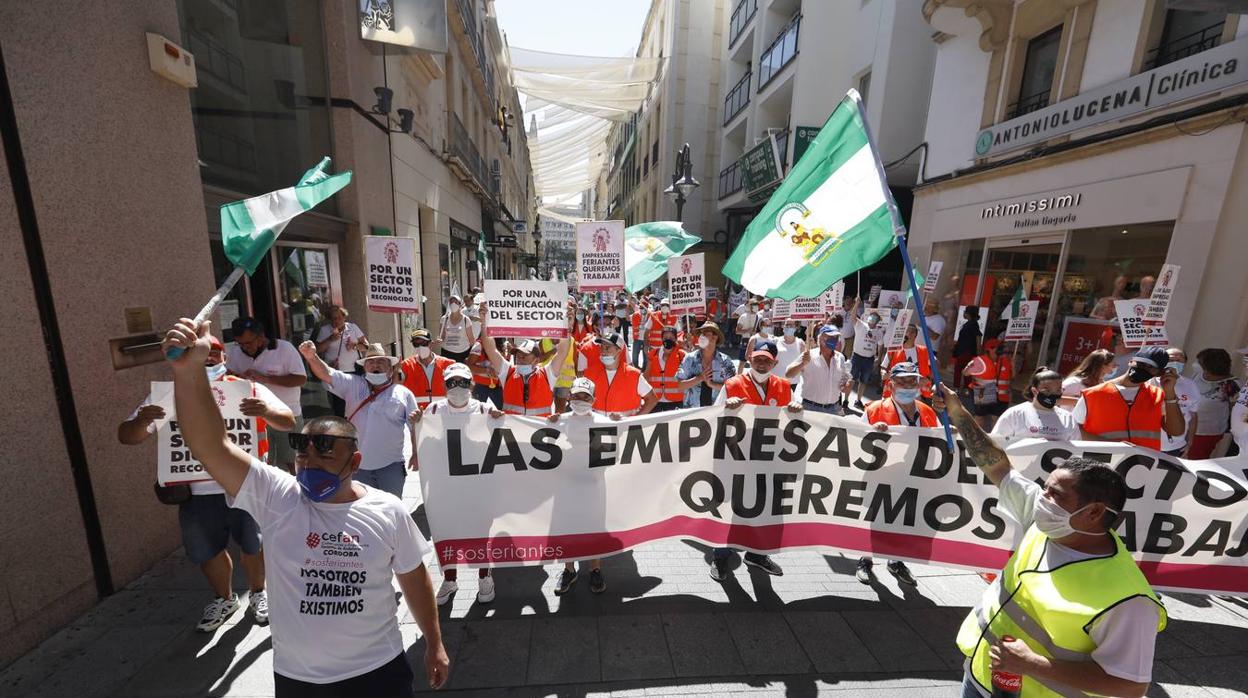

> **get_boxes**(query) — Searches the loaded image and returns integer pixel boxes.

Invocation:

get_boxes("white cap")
[515,339,538,354]
[444,362,472,381]
[570,376,595,398]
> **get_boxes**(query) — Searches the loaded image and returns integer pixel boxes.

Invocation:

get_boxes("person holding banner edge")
[162,319,451,695]
[941,383,1164,698]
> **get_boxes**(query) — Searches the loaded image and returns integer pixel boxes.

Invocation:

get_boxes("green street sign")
[739,136,782,201]
[793,125,821,165]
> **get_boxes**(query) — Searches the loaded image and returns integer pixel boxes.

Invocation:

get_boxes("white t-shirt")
[229,460,431,683]
[735,308,759,334]
[1061,375,1091,397]
[328,370,419,471]
[225,340,307,416]
[1192,375,1237,436]
[440,314,473,354]
[315,322,365,371]
[853,319,886,358]
[1071,384,1140,426]
[923,313,946,339]
[1230,384,1248,452]
[131,378,285,496]
[1151,375,1200,451]
[776,337,806,381]
[991,402,1079,442]
[994,471,1160,683]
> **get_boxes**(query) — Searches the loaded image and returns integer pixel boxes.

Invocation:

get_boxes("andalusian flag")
[1001,284,1026,320]
[221,158,351,275]
[624,221,701,292]
[724,90,899,299]
[477,231,489,278]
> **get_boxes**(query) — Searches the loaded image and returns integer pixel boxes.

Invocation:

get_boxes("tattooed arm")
[938,384,1011,487]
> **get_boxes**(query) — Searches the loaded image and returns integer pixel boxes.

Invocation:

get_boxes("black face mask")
[1127,367,1156,384]
[662,338,676,350]
[1035,393,1060,409]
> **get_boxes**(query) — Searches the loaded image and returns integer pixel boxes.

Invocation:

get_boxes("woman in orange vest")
[711,341,803,582]
[398,329,455,408]
[1073,346,1184,451]
[859,362,946,587]
[582,331,658,417]
[963,339,1013,429]
[646,325,687,412]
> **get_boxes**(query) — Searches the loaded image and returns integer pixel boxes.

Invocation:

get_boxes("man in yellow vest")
[941,384,1165,698]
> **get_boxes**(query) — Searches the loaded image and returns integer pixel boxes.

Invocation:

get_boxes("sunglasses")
[445,377,472,389]
[288,433,357,456]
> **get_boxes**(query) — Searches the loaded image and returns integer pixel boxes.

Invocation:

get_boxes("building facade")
[597,0,729,287]
[714,0,936,293]
[910,0,1248,388]
[0,0,533,665]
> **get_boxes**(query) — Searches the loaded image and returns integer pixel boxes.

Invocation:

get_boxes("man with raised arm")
[940,384,1164,698]
[162,319,449,696]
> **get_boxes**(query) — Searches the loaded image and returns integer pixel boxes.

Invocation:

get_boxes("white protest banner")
[885,308,913,348]
[867,284,882,307]
[1144,264,1180,329]
[417,406,1248,595]
[484,280,568,339]
[666,253,705,315]
[575,220,625,291]
[790,297,824,320]
[954,305,988,341]
[155,380,259,485]
[923,261,943,294]
[365,236,420,313]
[877,289,907,311]
[824,281,845,314]
[1116,299,1168,348]
[769,299,791,321]
[1002,300,1041,341]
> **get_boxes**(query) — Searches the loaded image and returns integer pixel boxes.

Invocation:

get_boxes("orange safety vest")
[707,298,720,319]
[501,365,554,416]
[965,353,1013,403]
[631,310,644,334]
[1080,381,1166,450]
[724,373,793,406]
[468,343,499,388]
[647,312,670,348]
[865,398,939,427]
[399,355,454,406]
[222,376,269,460]
[646,347,687,402]
[585,363,645,414]
[883,346,934,398]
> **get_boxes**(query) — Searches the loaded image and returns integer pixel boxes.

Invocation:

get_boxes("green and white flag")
[477,231,489,278]
[221,157,351,275]
[724,90,899,300]
[1001,284,1026,320]
[624,221,701,292]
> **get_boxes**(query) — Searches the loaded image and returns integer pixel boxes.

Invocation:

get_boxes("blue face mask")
[783,327,797,337]
[822,339,838,351]
[1169,361,1185,375]
[296,458,352,502]
[893,387,921,404]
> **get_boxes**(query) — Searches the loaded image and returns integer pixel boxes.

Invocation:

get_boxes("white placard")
[877,289,907,311]
[769,299,791,321]
[156,380,259,485]
[885,309,914,348]
[575,220,625,291]
[666,253,705,315]
[1002,300,1041,341]
[1116,299,1168,348]
[867,285,882,307]
[366,236,420,313]
[1144,264,1180,328]
[824,282,845,314]
[484,280,569,339]
[305,250,329,288]
[923,261,943,294]
[791,297,824,320]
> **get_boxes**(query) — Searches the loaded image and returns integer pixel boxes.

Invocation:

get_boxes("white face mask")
[570,400,593,416]
[515,363,535,377]
[447,386,471,407]
[416,346,432,360]
[205,362,228,381]
[1034,495,1107,539]
[697,336,711,349]
[449,303,461,313]
[601,353,618,367]
[365,371,390,386]
[750,367,772,382]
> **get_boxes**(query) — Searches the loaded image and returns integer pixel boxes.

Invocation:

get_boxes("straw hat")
[355,342,399,367]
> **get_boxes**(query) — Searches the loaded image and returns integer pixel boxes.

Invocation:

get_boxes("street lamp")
[663,142,700,221]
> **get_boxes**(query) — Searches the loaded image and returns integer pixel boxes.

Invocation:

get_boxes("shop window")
[1145,9,1226,70]
[276,244,337,345]
[1007,25,1062,119]
[926,239,986,371]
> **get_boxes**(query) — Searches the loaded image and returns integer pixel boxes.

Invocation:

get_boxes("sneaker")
[743,554,783,576]
[855,557,873,585]
[248,590,269,626]
[709,556,731,582]
[196,594,240,632]
[554,568,578,595]
[887,560,917,586]
[854,399,865,410]
[476,575,496,603]
[435,580,458,606]
[589,568,606,594]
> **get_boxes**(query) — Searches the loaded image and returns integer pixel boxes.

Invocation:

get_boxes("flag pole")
[165,266,245,360]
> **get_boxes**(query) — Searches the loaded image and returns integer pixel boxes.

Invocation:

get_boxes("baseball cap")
[570,377,596,398]
[410,328,432,344]
[661,325,678,336]
[595,331,626,350]
[817,325,840,338]
[749,340,778,359]
[890,361,921,378]
[207,335,224,351]
[1133,346,1170,370]
[444,362,472,381]
[514,339,538,355]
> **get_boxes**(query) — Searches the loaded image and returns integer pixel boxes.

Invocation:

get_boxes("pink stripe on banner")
[433,518,1248,595]
[487,327,569,339]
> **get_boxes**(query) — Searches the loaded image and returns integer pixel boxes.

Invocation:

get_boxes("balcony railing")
[1144,20,1225,70]
[1006,88,1051,119]
[723,71,751,125]
[729,0,758,48]
[758,15,801,90]
[718,161,743,199]
[185,28,245,91]
[449,112,488,191]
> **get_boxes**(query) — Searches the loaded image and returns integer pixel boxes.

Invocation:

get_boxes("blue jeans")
[631,339,646,368]
[713,548,769,563]
[354,460,407,499]
[801,400,844,415]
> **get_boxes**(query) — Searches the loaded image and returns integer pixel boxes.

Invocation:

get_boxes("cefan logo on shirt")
[306,532,321,548]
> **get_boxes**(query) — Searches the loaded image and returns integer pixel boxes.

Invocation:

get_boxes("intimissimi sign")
[974,34,1248,158]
